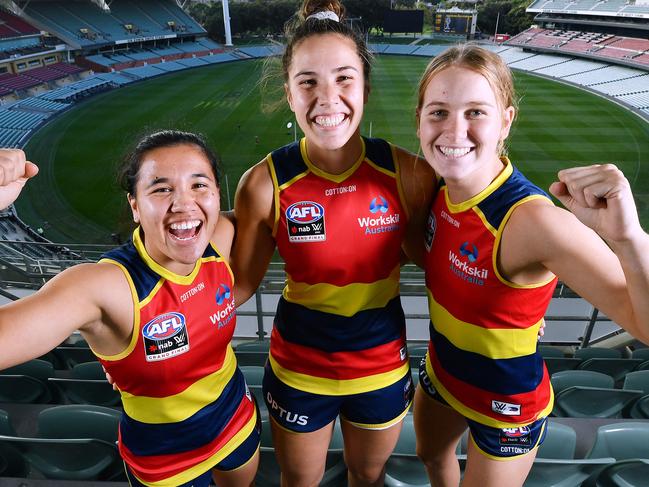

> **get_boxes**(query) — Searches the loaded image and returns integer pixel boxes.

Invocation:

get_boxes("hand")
[538,321,545,340]
[549,164,642,244]
[102,365,118,391]
[0,149,38,210]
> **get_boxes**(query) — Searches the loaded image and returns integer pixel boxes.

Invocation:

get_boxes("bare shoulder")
[212,216,235,261]
[235,157,274,223]
[393,145,437,209]
[504,197,592,264]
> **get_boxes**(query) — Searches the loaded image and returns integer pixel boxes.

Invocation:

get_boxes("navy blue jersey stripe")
[363,137,395,173]
[429,321,544,396]
[275,296,405,353]
[478,167,549,230]
[119,367,246,456]
[270,141,305,187]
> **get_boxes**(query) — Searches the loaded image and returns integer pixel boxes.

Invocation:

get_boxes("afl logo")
[503,426,530,438]
[142,312,186,340]
[286,201,324,224]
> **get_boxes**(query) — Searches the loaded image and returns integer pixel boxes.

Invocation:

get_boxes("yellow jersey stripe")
[269,353,409,396]
[284,265,401,317]
[427,290,542,359]
[121,346,237,424]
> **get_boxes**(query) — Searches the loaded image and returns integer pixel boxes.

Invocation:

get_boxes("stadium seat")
[48,361,119,406]
[623,371,649,419]
[0,375,52,403]
[631,348,649,361]
[0,359,55,403]
[574,348,622,360]
[544,357,583,376]
[523,421,615,487]
[236,340,270,352]
[256,418,346,487]
[578,359,644,383]
[408,344,428,368]
[551,370,614,394]
[0,409,29,477]
[539,346,565,358]
[240,365,265,386]
[582,459,649,487]
[622,370,649,393]
[537,421,577,459]
[52,346,96,369]
[235,350,269,366]
[552,387,643,418]
[0,404,122,481]
[48,377,120,406]
[636,360,649,372]
[586,422,649,461]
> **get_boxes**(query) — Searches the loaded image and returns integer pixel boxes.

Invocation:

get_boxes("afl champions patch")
[142,312,190,361]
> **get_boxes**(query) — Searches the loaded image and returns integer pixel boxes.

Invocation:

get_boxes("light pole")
[287,121,297,142]
[493,11,500,43]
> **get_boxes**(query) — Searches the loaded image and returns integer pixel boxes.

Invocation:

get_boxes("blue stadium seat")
[48,361,120,406]
[574,348,622,360]
[551,370,614,393]
[578,358,644,382]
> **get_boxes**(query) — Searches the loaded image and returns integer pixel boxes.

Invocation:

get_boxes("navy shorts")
[263,362,413,433]
[419,358,547,460]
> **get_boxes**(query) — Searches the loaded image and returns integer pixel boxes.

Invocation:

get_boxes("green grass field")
[18,55,649,244]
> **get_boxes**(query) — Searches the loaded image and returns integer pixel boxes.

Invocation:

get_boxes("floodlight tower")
[222,0,233,47]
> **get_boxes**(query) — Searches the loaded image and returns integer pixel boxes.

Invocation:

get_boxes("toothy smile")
[438,146,473,158]
[169,220,202,240]
[314,114,346,127]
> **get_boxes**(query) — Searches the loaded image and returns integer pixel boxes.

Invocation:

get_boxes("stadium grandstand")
[0,2,648,485]
[508,0,649,70]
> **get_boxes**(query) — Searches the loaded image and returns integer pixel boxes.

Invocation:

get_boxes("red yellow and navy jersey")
[424,159,558,428]
[96,228,257,487]
[266,137,410,396]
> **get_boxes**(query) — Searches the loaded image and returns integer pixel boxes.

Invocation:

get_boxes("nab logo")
[369,195,389,214]
[286,201,324,224]
[142,312,186,340]
[215,284,231,305]
[460,242,479,263]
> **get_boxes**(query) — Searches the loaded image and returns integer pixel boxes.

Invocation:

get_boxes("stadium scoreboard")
[433,8,477,37]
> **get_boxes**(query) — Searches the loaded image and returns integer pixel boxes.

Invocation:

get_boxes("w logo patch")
[492,400,521,416]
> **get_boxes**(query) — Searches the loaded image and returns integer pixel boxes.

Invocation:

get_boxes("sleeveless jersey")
[267,137,410,396]
[423,159,558,428]
[97,228,257,487]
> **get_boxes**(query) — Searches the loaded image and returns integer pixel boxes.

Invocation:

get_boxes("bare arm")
[0,263,133,369]
[397,147,437,268]
[230,159,276,306]
[501,164,649,344]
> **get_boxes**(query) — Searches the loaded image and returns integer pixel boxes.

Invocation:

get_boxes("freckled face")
[128,144,220,275]
[285,33,368,157]
[417,67,514,193]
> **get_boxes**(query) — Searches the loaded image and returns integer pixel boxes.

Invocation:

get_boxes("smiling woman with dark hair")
[0,131,260,487]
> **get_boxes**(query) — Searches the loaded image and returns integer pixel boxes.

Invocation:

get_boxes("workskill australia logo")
[358,195,400,236]
[448,241,488,286]
[286,201,326,243]
[142,312,189,362]
[211,283,236,329]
